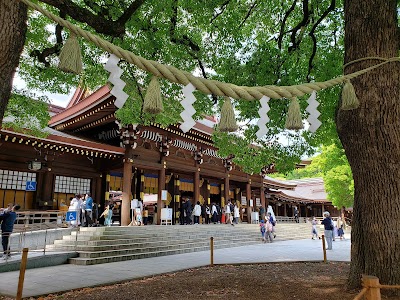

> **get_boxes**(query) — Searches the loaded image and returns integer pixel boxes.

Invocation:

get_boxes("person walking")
[225,200,234,226]
[265,217,274,243]
[0,204,20,259]
[267,212,277,238]
[259,220,266,243]
[321,211,334,250]
[311,217,320,240]
[205,204,211,224]
[193,201,202,224]
[100,202,113,227]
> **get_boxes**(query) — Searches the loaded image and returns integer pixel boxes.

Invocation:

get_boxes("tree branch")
[210,0,231,24]
[306,0,336,81]
[40,0,145,37]
[277,0,297,50]
[238,1,258,30]
[30,11,65,67]
[288,0,310,52]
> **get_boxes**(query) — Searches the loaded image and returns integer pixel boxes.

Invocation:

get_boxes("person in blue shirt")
[84,192,93,227]
[0,204,20,259]
[321,211,334,250]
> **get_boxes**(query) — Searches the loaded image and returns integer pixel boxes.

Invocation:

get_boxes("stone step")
[68,240,259,265]
[76,238,257,258]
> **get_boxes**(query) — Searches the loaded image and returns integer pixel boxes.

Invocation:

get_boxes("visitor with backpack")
[321,211,334,250]
[267,212,277,238]
[265,217,274,243]
[225,200,234,226]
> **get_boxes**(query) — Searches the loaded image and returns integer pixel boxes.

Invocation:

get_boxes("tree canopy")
[15,0,345,174]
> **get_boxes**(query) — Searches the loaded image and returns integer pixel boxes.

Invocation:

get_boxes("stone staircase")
[47,223,312,265]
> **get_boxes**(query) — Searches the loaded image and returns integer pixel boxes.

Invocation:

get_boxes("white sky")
[13,73,73,108]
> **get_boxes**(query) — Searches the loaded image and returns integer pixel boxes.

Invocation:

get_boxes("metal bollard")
[210,237,214,266]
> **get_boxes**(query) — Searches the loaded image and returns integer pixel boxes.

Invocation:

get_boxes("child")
[311,217,321,240]
[260,220,266,243]
[265,218,274,243]
[338,224,345,240]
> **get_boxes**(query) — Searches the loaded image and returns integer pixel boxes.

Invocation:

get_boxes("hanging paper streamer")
[306,91,321,133]
[180,83,197,133]
[256,95,270,139]
[104,54,129,108]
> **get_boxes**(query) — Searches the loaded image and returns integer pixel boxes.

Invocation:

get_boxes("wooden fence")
[354,275,400,300]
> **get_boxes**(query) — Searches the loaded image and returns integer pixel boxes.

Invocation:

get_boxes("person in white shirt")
[193,201,202,224]
[233,203,240,224]
[211,203,217,224]
[225,200,234,226]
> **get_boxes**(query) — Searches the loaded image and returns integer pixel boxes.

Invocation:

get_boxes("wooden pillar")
[131,169,137,199]
[121,157,133,226]
[194,167,200,203]
[95,176,102,204]
[246,181,252,223]
[105,173,110,202]
[220,184,225,208]
[283,203,287,217]
[321,204,325,216]
[157,160,166,225]
[260,187,266,209]
[224,176,230,203]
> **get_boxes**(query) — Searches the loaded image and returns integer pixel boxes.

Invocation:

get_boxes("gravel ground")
[0,262,377,300]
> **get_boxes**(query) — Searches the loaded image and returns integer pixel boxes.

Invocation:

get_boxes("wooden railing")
[354,275,400,300]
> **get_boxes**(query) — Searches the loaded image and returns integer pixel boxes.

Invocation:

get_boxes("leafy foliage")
[4,90,50,138]
[17,0,346,171]
[272,144,354,208]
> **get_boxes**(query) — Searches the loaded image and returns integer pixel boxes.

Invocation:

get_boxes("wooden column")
[283,203,287,217]
[122,157,133,226]
[260,186,266,209]
[246,181,252,223]
[194,167,200,203]
[224,176,230,203]
[321,204,325,216]
[95,176,102,204]
[157,160,166,225]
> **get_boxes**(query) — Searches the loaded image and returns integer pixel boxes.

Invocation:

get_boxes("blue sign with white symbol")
[66,211,77,221]
[25,181,37,191]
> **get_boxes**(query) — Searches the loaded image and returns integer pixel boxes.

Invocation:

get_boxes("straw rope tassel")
[285,97,304,130]
[58,34,82,75]
[341,79,360,110]
[143,76,164,114]
[219,97,238,132]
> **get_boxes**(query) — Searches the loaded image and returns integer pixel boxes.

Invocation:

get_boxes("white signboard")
[241,196,247,206]
[249,199,254,207]
[161,208,173,220]
[256,197,261,207]
[161,190,168,201]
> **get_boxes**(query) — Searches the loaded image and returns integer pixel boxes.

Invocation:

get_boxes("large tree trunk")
[338,0,400,289]
[0,0,27,126]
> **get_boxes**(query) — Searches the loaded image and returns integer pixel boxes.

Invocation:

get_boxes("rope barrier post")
[16,248,29,300]
[363,275,381,300]
[321,234,327,263]
[210,236,214,266]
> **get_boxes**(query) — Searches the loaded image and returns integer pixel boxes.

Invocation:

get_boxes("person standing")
[84,192,93,227]
[179,199,186,225]
[211,203,217,224]
[233,203,240,224]
[0,204,20,259]
[193,201,201,224]
[205,204,211,224]
[321,211,334,250]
